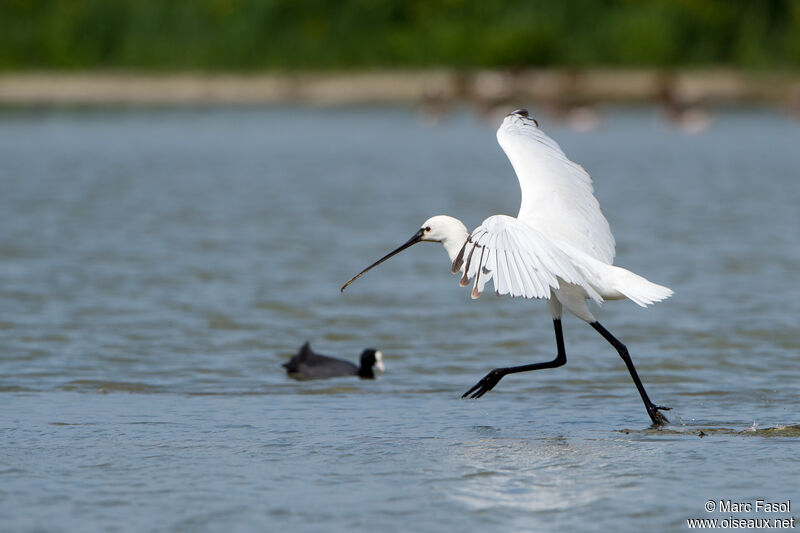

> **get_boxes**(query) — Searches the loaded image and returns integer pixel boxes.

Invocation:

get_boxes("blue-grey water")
[1,106,799,532]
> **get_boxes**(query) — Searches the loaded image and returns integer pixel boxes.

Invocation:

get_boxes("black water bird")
[283,342,385,380]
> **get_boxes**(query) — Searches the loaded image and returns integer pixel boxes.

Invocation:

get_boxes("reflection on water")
[450,437,603,513]
[0,107,799,531]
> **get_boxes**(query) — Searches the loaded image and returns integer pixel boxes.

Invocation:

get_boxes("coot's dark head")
[358,349,385,379]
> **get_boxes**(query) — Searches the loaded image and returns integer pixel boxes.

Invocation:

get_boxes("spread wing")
[451,215,601,302]
[496,112,615,264]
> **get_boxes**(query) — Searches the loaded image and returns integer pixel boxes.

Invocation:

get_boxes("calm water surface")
[1,106,799,532]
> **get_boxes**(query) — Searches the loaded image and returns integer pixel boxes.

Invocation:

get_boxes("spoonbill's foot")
[462,368,505,399]
[647,404,671,427]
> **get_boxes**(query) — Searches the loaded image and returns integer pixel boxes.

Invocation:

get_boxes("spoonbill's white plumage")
[341,109,673,426]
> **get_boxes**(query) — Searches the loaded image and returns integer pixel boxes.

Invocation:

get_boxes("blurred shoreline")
[1,69,799,109]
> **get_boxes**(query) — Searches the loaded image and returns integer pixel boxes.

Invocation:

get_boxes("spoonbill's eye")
[425,226,431,232]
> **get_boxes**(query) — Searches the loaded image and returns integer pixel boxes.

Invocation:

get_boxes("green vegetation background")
[1,0,799,71]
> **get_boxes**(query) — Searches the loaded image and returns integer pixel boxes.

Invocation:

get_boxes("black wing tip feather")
[509,108,539,127]
[451,239,468,274]
[460,240,480,286]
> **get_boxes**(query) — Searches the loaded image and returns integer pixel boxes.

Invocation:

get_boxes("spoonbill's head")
[419,215,468,244]
[340,215,468,292]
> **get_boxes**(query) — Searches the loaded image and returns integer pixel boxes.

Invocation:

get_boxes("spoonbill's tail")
[571,255,673,307]
[601,264,673,307]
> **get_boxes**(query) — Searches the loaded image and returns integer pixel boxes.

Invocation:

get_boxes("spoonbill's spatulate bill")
[283,342,385,380]
[341,109,673,426]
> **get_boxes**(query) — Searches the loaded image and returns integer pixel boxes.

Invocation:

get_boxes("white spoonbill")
[341,109,673,426]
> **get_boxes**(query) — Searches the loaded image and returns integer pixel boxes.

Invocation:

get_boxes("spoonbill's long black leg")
[590,321,670,426]
[462,318,567,399]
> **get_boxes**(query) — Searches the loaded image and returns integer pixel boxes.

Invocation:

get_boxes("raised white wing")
[451,215,602,302]
[497,112,615,264]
